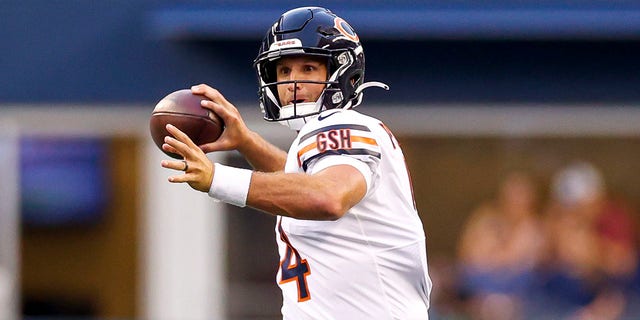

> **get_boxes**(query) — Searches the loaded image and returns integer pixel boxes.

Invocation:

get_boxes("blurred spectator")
[456,171,546,320]
[537,161,640,320]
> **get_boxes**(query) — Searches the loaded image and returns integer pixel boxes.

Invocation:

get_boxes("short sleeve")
[294,110,382,192]
[308,154,375,191]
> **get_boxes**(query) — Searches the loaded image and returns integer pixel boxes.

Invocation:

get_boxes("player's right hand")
[190,84,252,154]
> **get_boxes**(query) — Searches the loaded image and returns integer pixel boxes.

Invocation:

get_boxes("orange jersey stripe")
[297,142,317,167]
[296,135,378,167]
[351,136,378,146]
[297,136,376,159]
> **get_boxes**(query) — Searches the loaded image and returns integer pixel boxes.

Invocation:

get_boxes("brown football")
[149,89,224,159]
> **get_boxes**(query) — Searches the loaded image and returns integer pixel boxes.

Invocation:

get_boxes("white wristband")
[208,163,252,207]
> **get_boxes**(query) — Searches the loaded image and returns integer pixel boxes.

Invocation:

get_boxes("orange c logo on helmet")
[334,17,359,42]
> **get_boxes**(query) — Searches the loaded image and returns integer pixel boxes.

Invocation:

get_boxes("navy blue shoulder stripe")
[299,124,370,142]
[302,148,381,171]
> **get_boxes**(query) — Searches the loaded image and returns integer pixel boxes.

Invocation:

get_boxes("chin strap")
[278,81,390,130]
[356,81,390,94]
[344,81,390,110]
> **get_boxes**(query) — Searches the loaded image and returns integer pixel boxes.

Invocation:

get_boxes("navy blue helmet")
[254,7,387,129]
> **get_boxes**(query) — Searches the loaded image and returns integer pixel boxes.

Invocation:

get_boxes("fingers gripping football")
[191,84,252,153]
[161,124,214,192]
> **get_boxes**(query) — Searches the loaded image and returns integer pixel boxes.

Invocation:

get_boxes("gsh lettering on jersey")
[317,129,351,152]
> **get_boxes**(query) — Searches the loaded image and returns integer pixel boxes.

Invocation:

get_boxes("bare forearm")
[246,165,366,220]
[247,172,338,220]
[238,131,287,172]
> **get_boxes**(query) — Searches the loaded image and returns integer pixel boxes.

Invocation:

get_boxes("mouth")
[289,98,307,105]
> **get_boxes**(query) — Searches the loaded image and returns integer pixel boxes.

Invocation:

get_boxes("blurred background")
[2,0,640,319]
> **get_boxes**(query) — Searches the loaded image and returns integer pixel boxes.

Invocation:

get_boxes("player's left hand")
[161,123,214,192]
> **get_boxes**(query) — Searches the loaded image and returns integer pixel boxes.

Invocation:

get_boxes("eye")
[277,66,291,76]
[303,65,317,72]
[276,63,291,77]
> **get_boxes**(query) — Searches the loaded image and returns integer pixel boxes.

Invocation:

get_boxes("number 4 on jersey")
[278,222,311,302]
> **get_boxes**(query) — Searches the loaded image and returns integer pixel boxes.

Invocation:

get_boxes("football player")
[161,6,432,319]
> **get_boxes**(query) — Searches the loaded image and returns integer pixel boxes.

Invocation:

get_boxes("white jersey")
[276,108,432,320]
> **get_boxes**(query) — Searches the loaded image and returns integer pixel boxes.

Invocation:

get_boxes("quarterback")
[161,7,432,319]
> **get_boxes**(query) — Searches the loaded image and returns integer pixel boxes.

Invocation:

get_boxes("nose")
[286,71,302,92]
